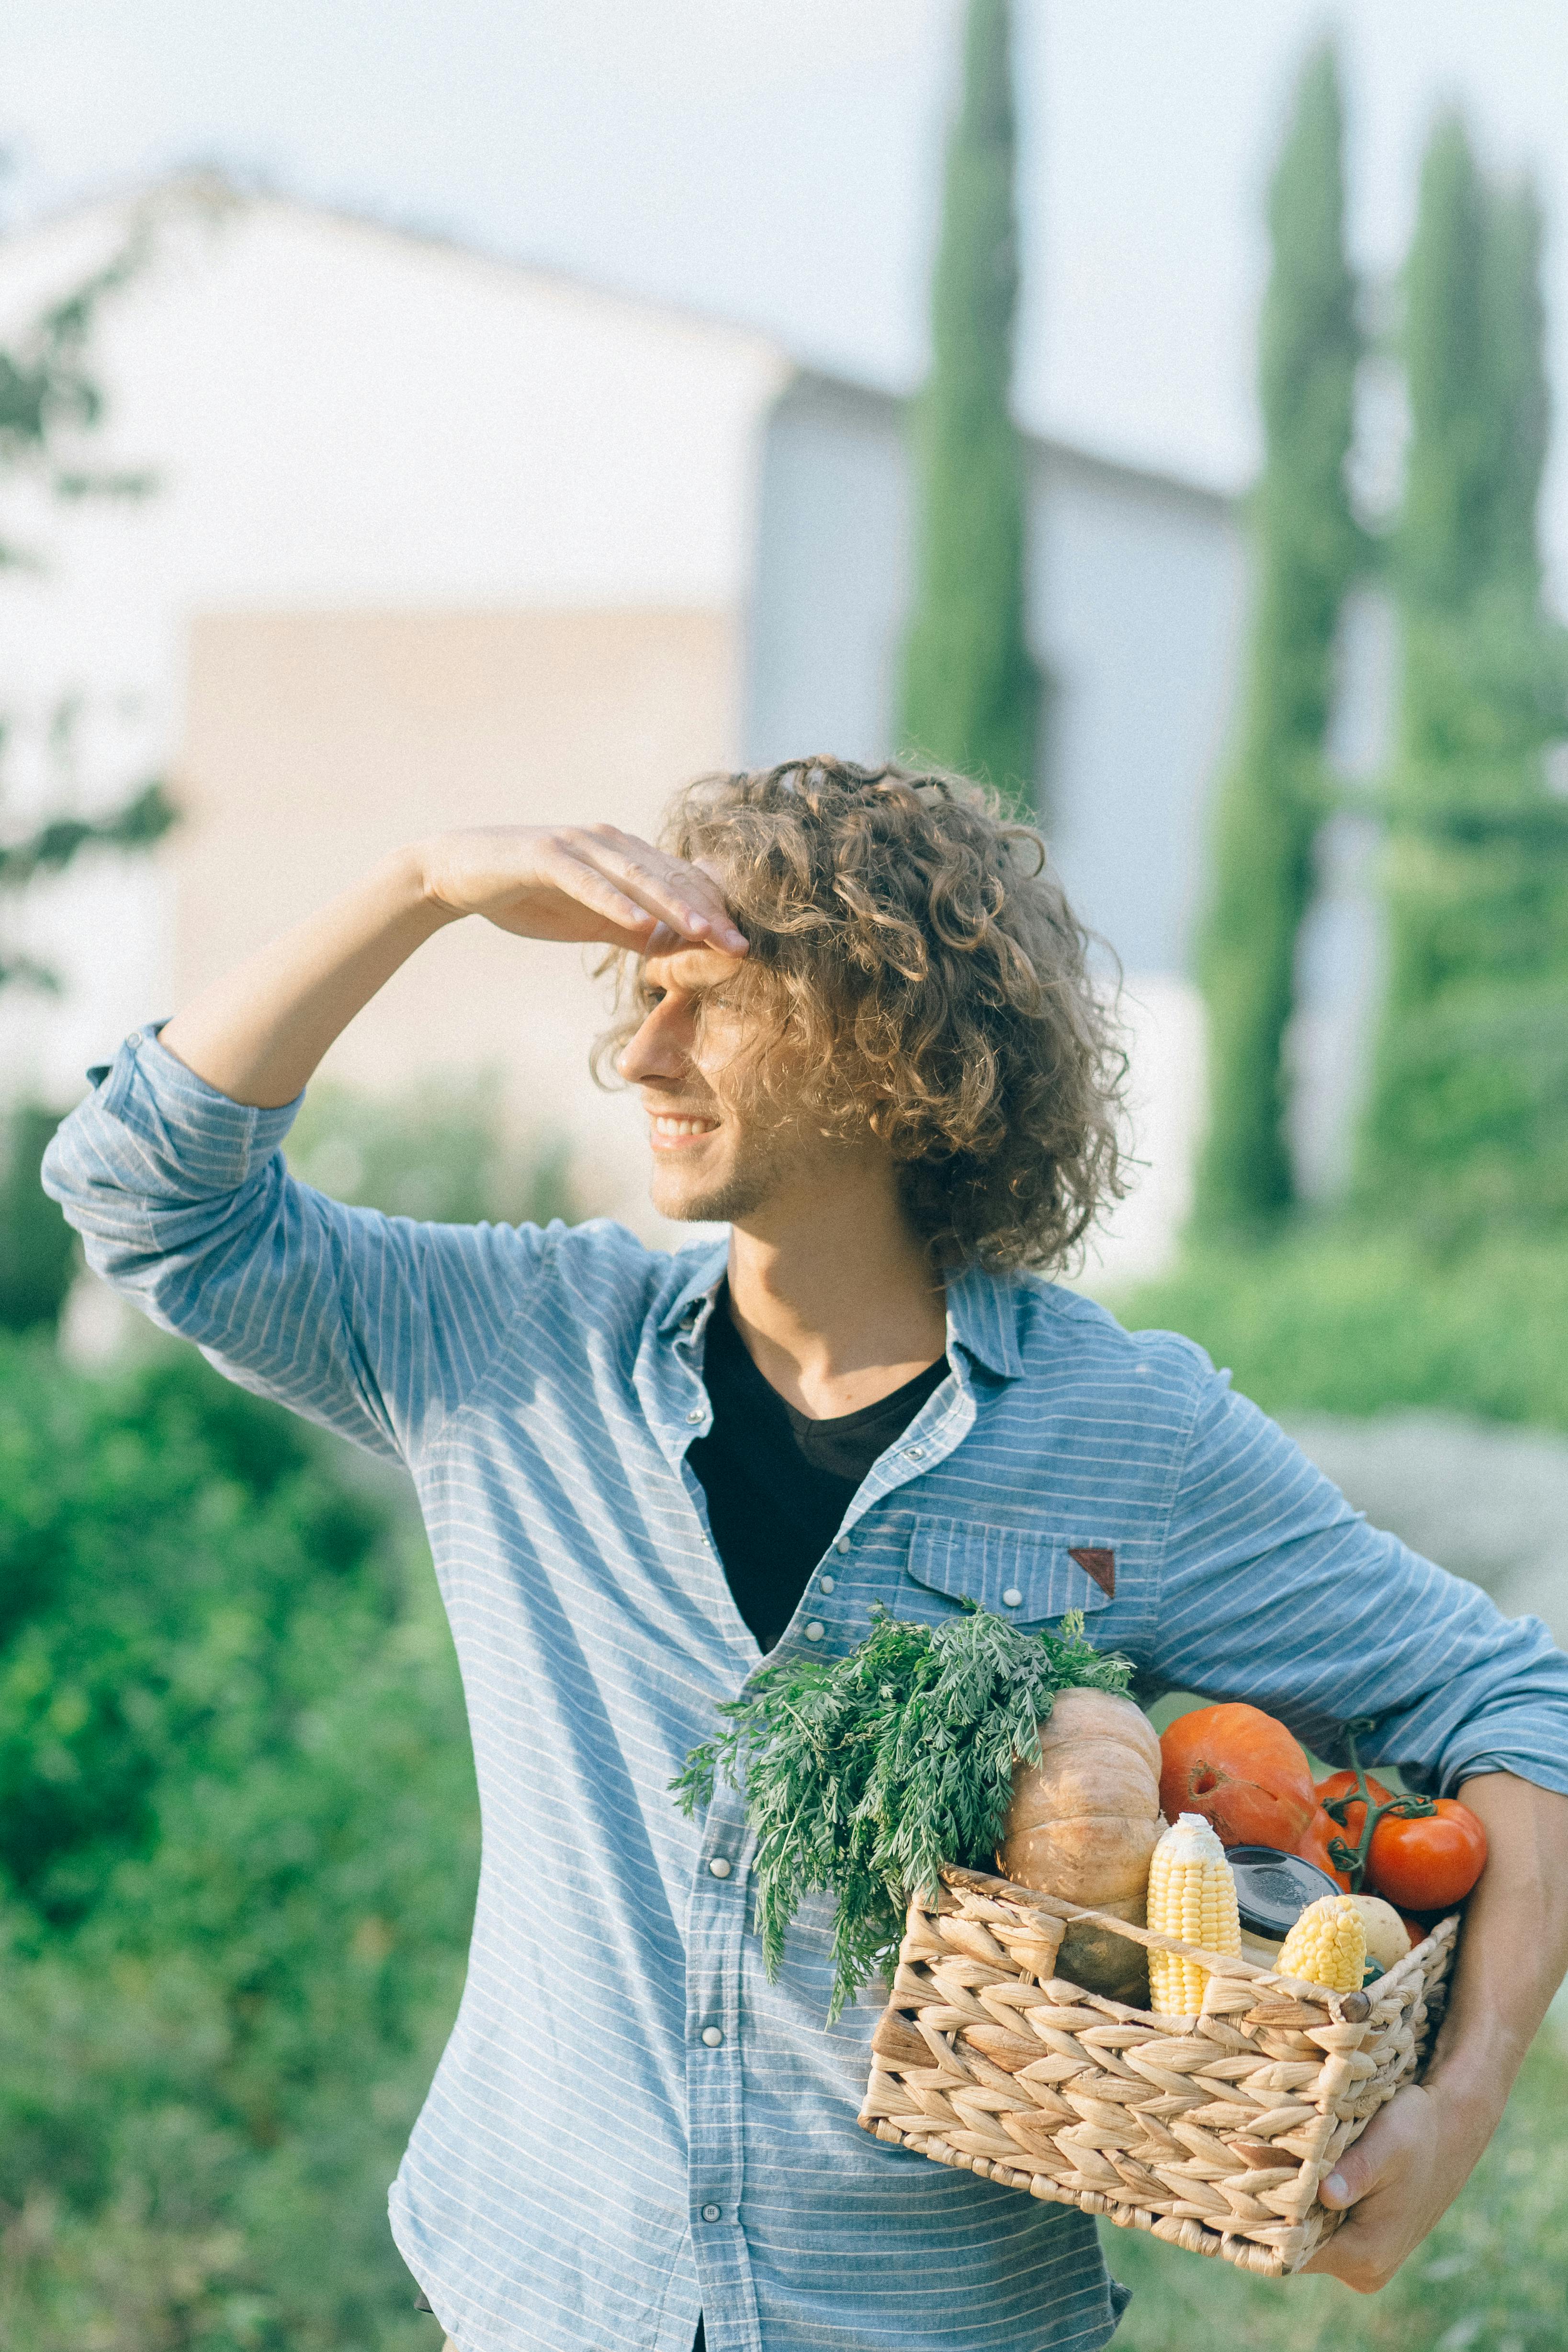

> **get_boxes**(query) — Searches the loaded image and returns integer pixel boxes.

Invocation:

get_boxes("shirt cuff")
[93,1023,305,1187]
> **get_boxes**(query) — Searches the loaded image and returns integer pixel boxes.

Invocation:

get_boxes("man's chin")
[648,1160,770,1228]
[649,1176,731,1225]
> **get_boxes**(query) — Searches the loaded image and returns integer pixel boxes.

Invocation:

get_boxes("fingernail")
[1324,2171,1349,2204]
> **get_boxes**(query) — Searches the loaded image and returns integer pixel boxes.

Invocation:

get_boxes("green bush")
[1106,2010,1568,2350]
[1119,1226,1568,1434]
[0,1337,477,2350]
[285,1071,574,1230]
[0,1104,76,1332]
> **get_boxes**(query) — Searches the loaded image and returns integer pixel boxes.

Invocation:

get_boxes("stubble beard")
[654,1121,792,1228]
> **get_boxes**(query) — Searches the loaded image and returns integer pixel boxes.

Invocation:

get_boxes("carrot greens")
[672,1603,1131,2021]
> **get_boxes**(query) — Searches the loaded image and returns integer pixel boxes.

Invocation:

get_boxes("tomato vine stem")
[1320,1716,1436,1889]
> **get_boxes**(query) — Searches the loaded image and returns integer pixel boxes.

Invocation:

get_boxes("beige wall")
[174,607,740,1233]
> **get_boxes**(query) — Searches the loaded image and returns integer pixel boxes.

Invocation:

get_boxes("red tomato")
[1316,1772,1487,1908]
[1364,1799,1488,1911]
[1159,1704,1317,1850]
[1295,1806,1352,1892]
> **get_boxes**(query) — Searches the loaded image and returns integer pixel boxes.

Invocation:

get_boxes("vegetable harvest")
[673,1604,1133,2020]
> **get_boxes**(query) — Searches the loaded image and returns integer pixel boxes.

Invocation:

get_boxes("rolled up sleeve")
[1149,1350,1568,1800]
[42,1026,541,1465]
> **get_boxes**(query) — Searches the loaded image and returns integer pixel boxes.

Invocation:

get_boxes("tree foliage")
[0,212,174,997]
[1360,119,1568,1232]
[0,1338,477,2349]
[898,0,1042,814]
[1194,42,1360,1231]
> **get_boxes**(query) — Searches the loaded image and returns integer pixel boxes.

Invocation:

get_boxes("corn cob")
[1275,1894,1367,1992]
[1146,1812,1241,2016]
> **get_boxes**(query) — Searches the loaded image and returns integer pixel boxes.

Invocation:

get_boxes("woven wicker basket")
[859,1863,1459,2276]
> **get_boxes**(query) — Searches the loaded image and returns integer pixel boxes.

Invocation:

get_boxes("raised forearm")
[159,847,452,1108]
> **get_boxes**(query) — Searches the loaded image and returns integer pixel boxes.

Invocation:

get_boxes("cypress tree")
[1397,118,1492,618]
[1480,180,1549,597]
[1360,124,1568,1231]
[899,0,1041,813]
[1193,43,1360,1230]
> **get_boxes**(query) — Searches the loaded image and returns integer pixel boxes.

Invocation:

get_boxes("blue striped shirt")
[44,1029,1568,2352]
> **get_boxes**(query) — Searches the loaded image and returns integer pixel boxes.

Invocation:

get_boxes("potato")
[1347,1893,1411,1973]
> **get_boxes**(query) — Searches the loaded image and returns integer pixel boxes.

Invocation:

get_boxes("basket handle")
[936,1864,1456,2021]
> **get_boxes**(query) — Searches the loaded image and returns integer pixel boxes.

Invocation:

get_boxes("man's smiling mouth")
[650,1113,721,1147]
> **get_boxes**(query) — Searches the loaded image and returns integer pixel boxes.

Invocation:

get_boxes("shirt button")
[126,1029,143,1048]
[701,2204,722,2224]
[708,1856,732,1878]
[819,1575,835,1594]
[686,1407,704,1424]
[701,2026,723,2047]
[906,1444,925,1461]
[835,1536,851,1554]
[804,1621,825,1642]
[1002,1586,1023,1608]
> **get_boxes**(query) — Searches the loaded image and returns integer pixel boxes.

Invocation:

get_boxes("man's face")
[617,942,805,1226]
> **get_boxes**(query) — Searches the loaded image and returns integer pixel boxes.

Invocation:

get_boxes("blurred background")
[2,4,1567,2346]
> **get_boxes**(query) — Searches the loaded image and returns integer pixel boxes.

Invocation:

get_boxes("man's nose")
[617,1002,689,1085]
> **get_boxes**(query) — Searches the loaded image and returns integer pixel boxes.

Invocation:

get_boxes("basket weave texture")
[859,1864,1458,2277]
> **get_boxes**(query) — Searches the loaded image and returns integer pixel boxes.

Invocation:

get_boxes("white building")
[0,179,1276,1280]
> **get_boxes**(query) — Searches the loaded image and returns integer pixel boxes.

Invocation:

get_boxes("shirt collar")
[658,1239,731,1338]
[658,1240,1024,1379]
[943,1259,1026,1380]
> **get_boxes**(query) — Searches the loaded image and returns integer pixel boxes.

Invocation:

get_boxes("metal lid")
[1225,1845,1343,1940]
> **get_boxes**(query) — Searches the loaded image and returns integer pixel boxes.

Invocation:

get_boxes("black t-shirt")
[688,1292,948,1651]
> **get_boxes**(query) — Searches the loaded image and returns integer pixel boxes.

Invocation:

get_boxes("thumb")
[1319,2144,1376,2210]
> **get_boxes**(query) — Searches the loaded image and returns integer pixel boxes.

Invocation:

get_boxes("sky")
[7,0,1568,580]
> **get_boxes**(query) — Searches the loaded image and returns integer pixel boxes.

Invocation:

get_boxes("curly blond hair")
[598,758,1128,1273]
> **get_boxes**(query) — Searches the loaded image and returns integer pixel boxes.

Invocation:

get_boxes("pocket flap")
[905,1520,1113,1623]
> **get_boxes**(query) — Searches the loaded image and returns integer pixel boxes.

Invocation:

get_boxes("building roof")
[1,172,1236,522]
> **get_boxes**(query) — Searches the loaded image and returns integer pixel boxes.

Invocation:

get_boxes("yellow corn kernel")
[1146,1812,1241,2018]
[1275,1895,1367,1993]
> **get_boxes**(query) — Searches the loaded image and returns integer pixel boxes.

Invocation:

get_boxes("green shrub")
[1119,1226,1568,1433]
[0,1104,76,1332]
[285,1070,574,1229]
[0,1338,477,2350]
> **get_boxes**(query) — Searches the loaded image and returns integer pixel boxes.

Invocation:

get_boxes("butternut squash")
[998,1687,1163,2000]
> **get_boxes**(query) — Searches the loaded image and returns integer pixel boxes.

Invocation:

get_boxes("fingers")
[564,827,747,953]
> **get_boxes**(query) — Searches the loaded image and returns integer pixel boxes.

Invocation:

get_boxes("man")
[45,758,1568,2352]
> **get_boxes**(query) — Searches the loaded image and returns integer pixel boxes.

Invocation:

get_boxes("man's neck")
[723,1153,948,1420]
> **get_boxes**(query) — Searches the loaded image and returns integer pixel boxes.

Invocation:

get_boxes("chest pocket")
[904,1519,1113,1627]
